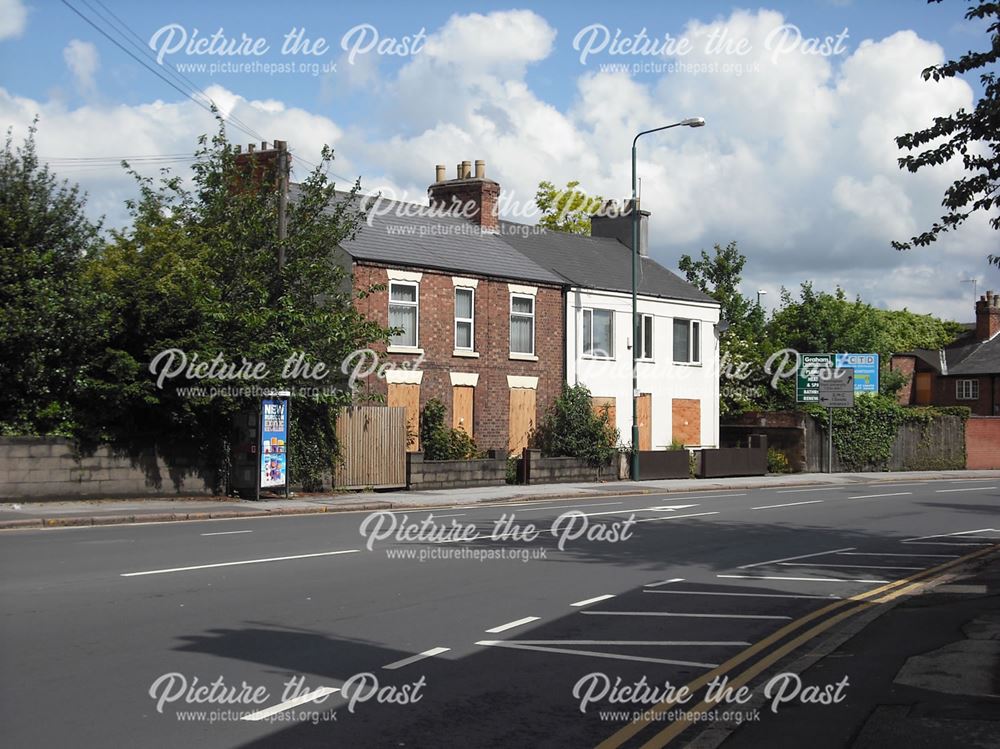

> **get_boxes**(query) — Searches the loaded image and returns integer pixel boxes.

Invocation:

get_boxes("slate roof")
[898,334,1000,376]
[293,186,564,285]
[498,221,717,305]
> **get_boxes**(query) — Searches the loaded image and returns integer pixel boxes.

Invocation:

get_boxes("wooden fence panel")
[334,406,407,489]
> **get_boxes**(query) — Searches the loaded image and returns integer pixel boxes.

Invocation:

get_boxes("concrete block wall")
[0,437,217,500]
[407,452,508,490]
[521,450,618,485]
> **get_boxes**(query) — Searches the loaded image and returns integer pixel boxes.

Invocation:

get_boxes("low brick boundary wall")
[407,452,508,490]
[0,437,216,500]
[966,417,1000,469]
[520,449,618,485]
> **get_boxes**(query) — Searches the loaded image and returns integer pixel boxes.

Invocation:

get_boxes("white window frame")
[672,318,701,365]
[956,379,979,400]
[454,287,475,351]
[388,281,419,348]
[638,313,654,361]
[510,293,535,356]
[582,308,615,359]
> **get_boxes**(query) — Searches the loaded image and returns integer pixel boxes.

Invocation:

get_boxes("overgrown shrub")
[533,384,618,466]
[420,399,481,460]
[767,448,791,474]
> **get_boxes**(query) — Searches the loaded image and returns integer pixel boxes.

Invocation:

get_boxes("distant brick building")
[891,290,1000,416]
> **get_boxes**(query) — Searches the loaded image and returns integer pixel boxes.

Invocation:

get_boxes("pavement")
[2,468,999,529]
[2,474,999,748]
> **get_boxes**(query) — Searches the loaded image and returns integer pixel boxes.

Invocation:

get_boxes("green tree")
[534,180,605,235]
[892,0,999,265]
[419,399,480,460]
[532,383,618,465]
[83,125,389,489]
[0,122,104,435]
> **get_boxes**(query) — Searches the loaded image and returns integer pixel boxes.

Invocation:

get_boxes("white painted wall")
[565,287,721,449]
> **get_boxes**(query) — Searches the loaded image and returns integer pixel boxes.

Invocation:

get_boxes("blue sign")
[835,353,879,393]
[260,398,288,489]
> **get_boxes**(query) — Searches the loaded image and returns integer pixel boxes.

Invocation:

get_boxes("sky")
[1,0,997,321]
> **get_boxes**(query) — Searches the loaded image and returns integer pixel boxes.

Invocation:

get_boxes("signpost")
[796,353,878,403]
[818,368,854,473]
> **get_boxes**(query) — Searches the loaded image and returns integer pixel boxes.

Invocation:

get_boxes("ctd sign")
[796,353,879,403]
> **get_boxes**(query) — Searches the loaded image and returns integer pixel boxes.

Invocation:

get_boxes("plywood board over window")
[508,388,536,455]
[453,385,474,437]
[672,398,701,447]
[388,383,420,451]
[591,397,617,430]
[915,373,932,405]
[636,393,652,451]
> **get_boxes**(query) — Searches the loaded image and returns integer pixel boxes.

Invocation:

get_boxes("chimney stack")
[428,158,500,233]
[975,290,1000,341]
[232,139,290,192]
[590,198,650,256]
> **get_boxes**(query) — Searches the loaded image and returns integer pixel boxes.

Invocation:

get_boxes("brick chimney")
[975,290,1000,341]
[590,199,650,256]
[233,140,289,191]
[427,159,500,233]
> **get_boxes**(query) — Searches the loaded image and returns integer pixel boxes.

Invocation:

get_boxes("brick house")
[891,290,1000,416]
[323,160,566,455]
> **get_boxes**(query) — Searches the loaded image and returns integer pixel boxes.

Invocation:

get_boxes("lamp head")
[681,117,706,128]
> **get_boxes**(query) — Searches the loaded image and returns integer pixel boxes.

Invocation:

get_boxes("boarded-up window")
[453,385,474,437]
[591,396,617,430]
[671,398,701,447]
[387,382,420,451]
[915,373,932,405]
[636,393,652,451]
[508,387,536,455]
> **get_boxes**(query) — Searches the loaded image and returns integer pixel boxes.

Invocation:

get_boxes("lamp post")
[631,117,705,481]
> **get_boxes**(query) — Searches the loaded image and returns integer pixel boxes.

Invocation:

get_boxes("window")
[389,282,418,347]
[672,319,701,364]
[454,287,474,350]
[583,308,614,358]
[956,379,980,400]
[639,314,654,360]
[510,294,535,355]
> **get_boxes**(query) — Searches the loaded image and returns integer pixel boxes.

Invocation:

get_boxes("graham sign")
[796,353,879,403]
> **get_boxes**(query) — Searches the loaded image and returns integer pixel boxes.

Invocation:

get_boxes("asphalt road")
[2,478,998,748]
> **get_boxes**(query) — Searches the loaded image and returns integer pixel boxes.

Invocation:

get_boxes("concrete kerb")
[2,472,997,531]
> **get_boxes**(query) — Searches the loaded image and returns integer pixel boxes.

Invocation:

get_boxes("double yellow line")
[596,542,1000,749]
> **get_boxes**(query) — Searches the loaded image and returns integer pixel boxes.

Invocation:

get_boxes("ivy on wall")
[804,395,970,471]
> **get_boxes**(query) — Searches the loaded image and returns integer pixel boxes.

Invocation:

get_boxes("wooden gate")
[334,406,407,489]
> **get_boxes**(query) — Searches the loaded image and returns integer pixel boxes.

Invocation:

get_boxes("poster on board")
[259,398,288,489]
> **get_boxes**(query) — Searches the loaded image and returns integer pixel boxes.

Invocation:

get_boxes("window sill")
[636,358,655,364]
[582,355,616,362]
[453,349,480,358]
[509,352,539,362]
[387,345,424,355]
[672,361,703,367]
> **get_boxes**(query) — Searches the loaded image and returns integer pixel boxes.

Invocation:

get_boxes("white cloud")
[4,8,998,323]
[63,39,99,96]
[0,0,26,40]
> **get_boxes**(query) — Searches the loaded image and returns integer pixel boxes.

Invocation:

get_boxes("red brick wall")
[890,355,916,405]
[931,375,995,416]
[352,263,564,453]
[966,417,1000,469]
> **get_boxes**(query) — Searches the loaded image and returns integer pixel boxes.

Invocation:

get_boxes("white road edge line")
[509,502,625,513]
[382,647,450,671]
[777,562,921,570]
[903,528,998,542]
[580,611,792,621]
[848,492,913,500]
[499,640,751,646]
[775,487,837,494]
[837,552,958,559]
[718,574,890,584]
[633,511,720,523]
[571,594,616,607]
[751,500,824,510]
[935,486,998,493]
[241,687,340,721]
[200,530,254,536]
[738,546,855,569]
[120,549,360,577]
[485,616,540,634]
[644,590,840,600]
[645,577,685,588]
[475,641,718,669]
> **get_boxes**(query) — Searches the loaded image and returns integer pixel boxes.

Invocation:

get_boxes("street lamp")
[757,289,767,306]
[630,117,705,481]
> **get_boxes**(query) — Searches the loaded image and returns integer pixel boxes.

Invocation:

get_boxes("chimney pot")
[247,143,256,153]
[475,160,485,179]
[261,141,269,151]
[461,160,472,179]
[456,163,463,179]
[435,164,446,183]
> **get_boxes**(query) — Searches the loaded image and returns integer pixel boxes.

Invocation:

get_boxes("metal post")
[827,407,833,473]
[631,143,640,481]
[277,140,288,270]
